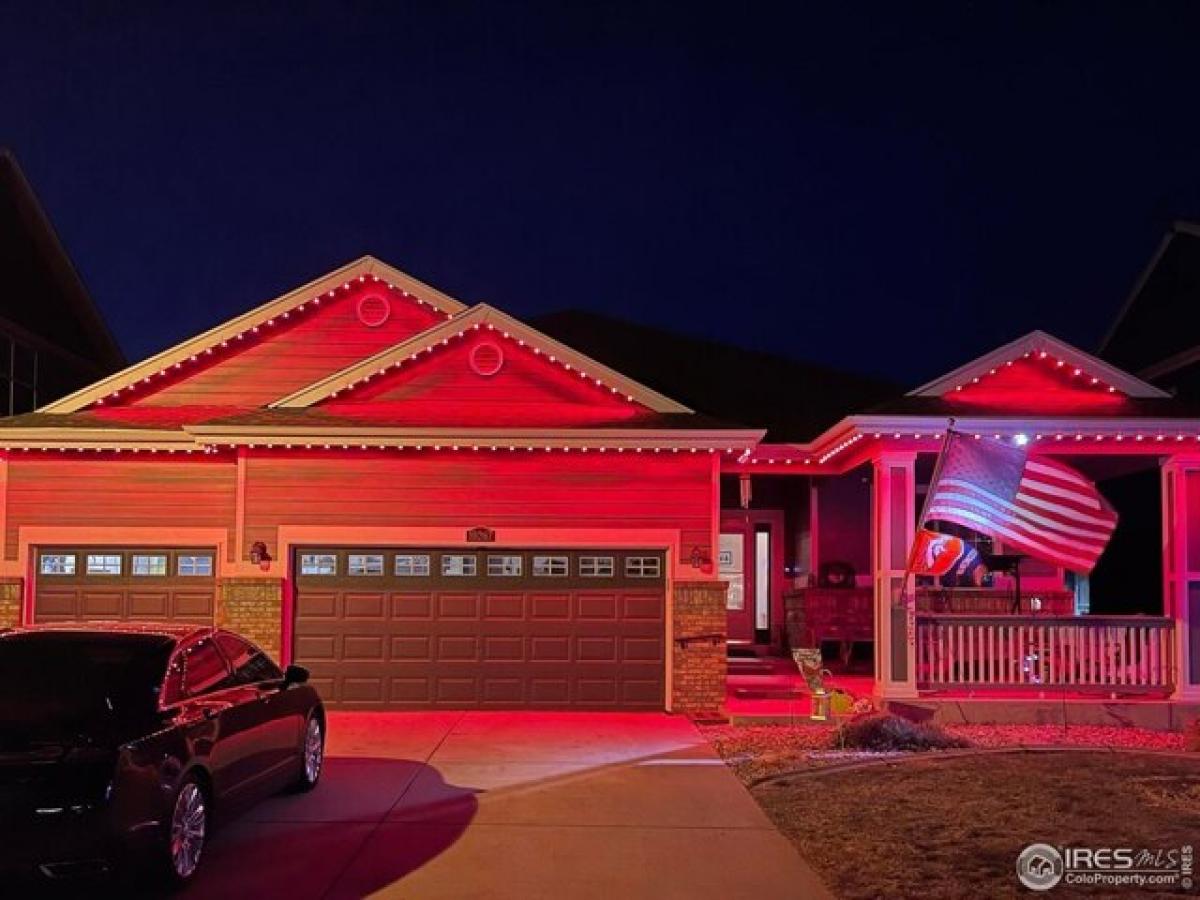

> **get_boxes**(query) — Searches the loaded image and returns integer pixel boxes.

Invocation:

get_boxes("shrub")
[838,713,972,753]
[1185,718,1200,752]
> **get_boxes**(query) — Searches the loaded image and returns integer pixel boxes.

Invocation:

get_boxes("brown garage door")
[34,547,217,624]
[293,547,666,709]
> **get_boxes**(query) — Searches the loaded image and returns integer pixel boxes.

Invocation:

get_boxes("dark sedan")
[0,623,325,886]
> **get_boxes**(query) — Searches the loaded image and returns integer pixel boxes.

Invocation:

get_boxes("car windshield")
[0,635,172,739]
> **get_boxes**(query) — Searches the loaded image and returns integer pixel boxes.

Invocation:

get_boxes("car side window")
[180,637,236,698]
[215,631,283,685]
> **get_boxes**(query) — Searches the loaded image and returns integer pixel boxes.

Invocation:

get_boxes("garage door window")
[39,553,75,576]
[178,555,214,577]
[300,554,336,576]
[394,554,430,576]
[86,554,122,575]
[625,556,662,578]
[579,555,614,577]
[348,554,384,576]
[442,554,477,576]
[132,554,168,576]
[532,555,568,577]
[487,555,522,576]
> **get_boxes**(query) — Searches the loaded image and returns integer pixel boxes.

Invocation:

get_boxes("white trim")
[907,330,1168,399]
[267,304,693,414]
[39,256,467,414]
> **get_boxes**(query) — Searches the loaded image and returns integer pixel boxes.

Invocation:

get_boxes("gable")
[41,256,465,413]
[317,330,657,427]
[910,330,1168,412]
[272,304,692,417]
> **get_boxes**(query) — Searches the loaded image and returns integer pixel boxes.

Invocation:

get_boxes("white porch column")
[872,451,918,699]
[1162,456,1200,700]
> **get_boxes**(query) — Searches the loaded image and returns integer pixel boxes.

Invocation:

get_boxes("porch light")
[1014,433,1029,446]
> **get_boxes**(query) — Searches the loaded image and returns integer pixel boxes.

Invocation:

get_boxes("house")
[0,149,125,414]
[1,248,1197,719]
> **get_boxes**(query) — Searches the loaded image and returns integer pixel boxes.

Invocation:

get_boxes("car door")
[215,632,304,789]
[171,634,262,802]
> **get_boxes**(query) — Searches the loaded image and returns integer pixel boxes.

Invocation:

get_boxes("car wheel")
[165,776,207,884]
[294,714,324,792]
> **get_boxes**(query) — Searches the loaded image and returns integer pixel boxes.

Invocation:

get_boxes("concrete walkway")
[183,711,831,900]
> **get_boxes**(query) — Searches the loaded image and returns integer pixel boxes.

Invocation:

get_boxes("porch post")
[872,451,918,699]
[1162,456,1200,701]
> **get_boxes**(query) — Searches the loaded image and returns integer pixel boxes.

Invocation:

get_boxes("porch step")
[726,657,777,676]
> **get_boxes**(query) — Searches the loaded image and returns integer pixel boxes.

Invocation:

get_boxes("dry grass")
[750,751,1200,899]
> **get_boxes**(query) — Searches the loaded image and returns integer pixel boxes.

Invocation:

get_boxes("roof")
[1100,221,1200,380]
[531,310,901,442]
[0,148,125,372]
[39,255,466,414]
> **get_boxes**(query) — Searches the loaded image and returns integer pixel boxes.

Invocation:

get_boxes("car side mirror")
[283,664,309,686]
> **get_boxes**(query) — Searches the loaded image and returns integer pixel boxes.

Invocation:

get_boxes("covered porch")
[716,332,1200,718]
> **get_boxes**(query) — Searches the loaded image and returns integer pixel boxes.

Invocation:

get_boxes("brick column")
[0,579,22,629]
[671,580,727,717]
[219,578,283,660]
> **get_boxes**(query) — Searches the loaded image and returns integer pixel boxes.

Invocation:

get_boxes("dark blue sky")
[3,2,1199,384]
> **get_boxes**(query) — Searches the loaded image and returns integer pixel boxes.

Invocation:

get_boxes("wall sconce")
[249,541,272,572]
[690,545,713,574]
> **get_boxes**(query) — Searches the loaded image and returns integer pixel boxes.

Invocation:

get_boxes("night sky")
[3,2,1200,384]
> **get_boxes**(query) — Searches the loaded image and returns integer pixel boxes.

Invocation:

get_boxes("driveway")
[182,711,831,899]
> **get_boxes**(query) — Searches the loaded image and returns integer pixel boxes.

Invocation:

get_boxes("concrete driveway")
[182,711,830,900]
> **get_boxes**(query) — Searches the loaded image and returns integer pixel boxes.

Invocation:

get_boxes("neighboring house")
[0,246,1196,715]
[0,149,125,413]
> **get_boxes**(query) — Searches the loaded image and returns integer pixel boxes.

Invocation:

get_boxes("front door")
[720,511,784,650]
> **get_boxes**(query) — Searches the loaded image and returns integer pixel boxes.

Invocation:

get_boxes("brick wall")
[218,578,283,660]
[0,579,21,629]
[671,580,727,717]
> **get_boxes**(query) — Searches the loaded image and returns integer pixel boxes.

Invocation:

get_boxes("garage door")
[293,547,666,709]
[34,547,217,624]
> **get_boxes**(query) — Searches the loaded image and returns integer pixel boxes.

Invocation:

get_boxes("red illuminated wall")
[243,451,714,559]
[946,357,1129,414]
[103,284,446,409]
[3,457,237,559]
[320,334,654,427]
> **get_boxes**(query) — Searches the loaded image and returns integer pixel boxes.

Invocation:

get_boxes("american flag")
[922,431,1118,574]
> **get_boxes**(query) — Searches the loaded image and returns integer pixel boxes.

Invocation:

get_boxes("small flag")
[910,528,966,576]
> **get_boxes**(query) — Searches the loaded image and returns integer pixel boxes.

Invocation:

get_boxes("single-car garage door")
[34,546,217,624]
[293,547,666,709]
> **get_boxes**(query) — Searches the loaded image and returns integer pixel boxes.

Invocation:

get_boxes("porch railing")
[916,615,1175,693]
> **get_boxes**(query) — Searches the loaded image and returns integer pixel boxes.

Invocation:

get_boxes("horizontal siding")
[321,336,650,427]
[5,459,237,559]
[245,452,714,559]
[120,287,445,408]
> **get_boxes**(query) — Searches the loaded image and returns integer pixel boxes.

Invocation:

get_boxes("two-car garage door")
[293,547,666,710]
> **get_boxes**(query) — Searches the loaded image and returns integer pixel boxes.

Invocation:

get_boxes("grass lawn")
[746,750,1200,899]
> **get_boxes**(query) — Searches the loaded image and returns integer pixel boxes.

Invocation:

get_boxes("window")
[532,555,568,577]
[300,554,336,576]
[131,554,168,576]
[625,556,662,578]
[178,555,214,577]
[215,632,282,685]
[86,554,122,575]
[39,553,75,576]
[487,555,522,576]
[181,638,234,698]
[442,554,477,576]
[394,554,431,576]
[579,555,614,577]
[348,554,384,576]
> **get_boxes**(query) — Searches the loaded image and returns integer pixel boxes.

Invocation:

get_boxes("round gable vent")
[469,341,505,377]
[356,294,391,328]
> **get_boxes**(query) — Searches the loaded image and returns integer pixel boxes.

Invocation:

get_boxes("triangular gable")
[909,331,1170,405]
[40,256,467,413]
[270,304,693,415]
